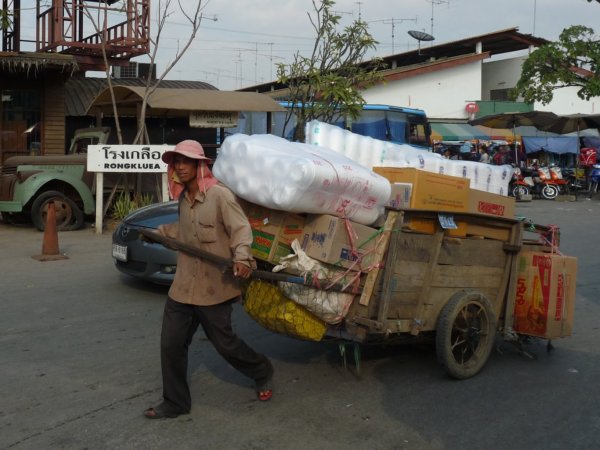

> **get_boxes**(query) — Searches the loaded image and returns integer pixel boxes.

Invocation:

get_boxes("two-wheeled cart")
[262,207,562,379]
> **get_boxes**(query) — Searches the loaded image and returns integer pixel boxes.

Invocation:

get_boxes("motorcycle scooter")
[509,166,534,198]
[535,165,563,200]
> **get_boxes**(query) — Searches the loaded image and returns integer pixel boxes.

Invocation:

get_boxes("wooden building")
[0,1,150,164]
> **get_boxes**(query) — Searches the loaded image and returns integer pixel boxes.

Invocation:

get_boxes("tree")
[1,8,11,31]
[84,0,204,145]
[511,25,600,105]
[81,0,205,216]
[276,0,384,142]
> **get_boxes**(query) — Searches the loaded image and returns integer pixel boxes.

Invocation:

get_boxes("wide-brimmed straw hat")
[162,140,210,165]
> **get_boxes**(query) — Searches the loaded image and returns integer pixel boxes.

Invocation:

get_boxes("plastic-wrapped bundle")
[305,119,445,170]
[306,120,514,194]
[213,133,391,225]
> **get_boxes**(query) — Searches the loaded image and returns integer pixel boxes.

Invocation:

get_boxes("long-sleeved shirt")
[159,183,255,306]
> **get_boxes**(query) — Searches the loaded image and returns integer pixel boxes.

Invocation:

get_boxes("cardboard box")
[513,252,577,338]
[373,167,470,212]
[444,220,468,238]
[469,189,515,219]
[301,214,380,270]
[241,202,305,263]
[465,223,510,241]
[387,183,412,209]
[402,217,437,234]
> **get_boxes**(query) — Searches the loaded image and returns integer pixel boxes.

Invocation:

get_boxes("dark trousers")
[160,297,272,414]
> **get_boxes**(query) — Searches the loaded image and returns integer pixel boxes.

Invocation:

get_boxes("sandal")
[255,361,274,402]
[143,404,182,420]
[256,379,273,402]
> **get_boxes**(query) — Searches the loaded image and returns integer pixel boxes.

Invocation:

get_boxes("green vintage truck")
[0,127,111,231]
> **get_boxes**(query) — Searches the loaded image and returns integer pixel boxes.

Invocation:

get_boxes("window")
[490,89,510,101]
[1,89,42,156]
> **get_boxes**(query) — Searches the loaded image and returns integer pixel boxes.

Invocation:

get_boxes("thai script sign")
[87,145,172,173]
[189,111,238,128]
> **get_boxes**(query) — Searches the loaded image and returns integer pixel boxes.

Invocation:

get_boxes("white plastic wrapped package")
[306,120,514,195]
[305,119,444,170]
[213,133,391,225]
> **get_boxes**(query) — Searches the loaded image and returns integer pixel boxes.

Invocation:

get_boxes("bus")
[226,103,432,150]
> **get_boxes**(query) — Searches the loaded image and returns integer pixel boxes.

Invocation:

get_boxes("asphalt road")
[1,198,599,450]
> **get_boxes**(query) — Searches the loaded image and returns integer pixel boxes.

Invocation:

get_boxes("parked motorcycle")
[509,167,534,198]
[535,166,564,200]
[562,167,588,195]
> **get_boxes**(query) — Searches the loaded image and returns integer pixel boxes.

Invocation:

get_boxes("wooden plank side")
[431,265,505,288]
[359,211,400,306]
[438,238,506,268]
[410,229,445,335]
[395,234,433,263]
[385,262,505,290]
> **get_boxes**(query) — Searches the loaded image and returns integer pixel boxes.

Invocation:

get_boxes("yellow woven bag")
[243,280,327,341]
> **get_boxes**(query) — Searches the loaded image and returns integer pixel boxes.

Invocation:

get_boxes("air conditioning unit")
[112,62,155,79]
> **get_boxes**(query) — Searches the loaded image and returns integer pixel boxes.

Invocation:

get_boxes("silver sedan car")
[112,201,178,285]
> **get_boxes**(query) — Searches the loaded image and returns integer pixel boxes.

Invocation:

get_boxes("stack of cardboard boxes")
[243,167,518,269]
[374,167,516,240]
[242,202,380,270]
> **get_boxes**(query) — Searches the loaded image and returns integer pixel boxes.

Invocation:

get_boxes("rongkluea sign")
[87,145,172,172]
[87,144,174,234]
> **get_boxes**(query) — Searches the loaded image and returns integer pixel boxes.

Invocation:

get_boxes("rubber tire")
[541,184,559,200]
[511,185,529,198]
[436,290,497,380]
[30,190,84,231]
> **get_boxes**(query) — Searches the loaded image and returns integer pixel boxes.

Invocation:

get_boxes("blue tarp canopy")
[522,136,579,154]
[583,136,600,149]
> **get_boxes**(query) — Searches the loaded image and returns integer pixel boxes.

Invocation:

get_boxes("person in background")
[479,146,491,164]
[143,140,274,420]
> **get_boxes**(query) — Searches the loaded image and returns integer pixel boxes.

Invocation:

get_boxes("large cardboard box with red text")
[468,189,515,219]
[301,214,380,270]
[241,202,305,264]
[513,252,577,338]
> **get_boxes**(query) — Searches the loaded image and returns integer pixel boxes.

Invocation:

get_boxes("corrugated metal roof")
[65,77,218,116]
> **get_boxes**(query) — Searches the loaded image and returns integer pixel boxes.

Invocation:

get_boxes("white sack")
[273,240,355,324]
[213,133,391,225]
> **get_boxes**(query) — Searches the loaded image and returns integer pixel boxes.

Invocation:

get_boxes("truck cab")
[0,127,110,230]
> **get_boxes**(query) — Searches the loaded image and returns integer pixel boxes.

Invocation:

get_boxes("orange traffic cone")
[32,202,68,261]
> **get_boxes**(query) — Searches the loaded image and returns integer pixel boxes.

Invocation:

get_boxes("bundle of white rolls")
[213,133,391,225]
[305,120,514,195]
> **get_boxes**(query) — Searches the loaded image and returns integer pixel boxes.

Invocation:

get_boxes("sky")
[15,0,600,90]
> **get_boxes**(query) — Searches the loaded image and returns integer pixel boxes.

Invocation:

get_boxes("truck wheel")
[436,290,496,379]
[31,191,84,231]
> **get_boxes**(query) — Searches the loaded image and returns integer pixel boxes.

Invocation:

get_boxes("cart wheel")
[436,290,496,379]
